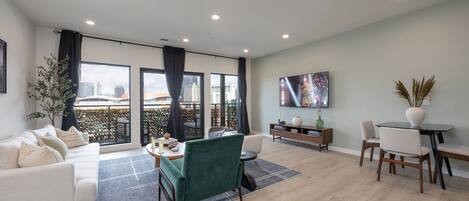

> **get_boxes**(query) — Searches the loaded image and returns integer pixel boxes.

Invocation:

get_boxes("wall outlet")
[422,96,431,106]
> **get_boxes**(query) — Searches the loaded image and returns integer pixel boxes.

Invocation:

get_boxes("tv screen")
[279,71,329,108]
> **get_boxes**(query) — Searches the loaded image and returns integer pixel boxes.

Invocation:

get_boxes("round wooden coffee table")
[146,142,185,168]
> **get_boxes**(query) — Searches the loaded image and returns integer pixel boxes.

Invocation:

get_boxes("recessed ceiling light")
[243,49,249,53]
[85,20,95,26]
[211,14,220,20]
[282,34,290,39]
[182,38,190,43]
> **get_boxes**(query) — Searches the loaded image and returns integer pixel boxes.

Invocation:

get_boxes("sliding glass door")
[211,74,238,131]
[74,62,131,146]
[140,69,204,145]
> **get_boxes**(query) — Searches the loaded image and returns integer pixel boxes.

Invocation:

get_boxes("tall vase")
[315,115,324,129]
[405,107,425,127]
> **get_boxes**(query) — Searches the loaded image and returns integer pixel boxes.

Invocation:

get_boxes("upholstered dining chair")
[433,144,469,184]
[360,121,405,168]
[359,121,381,166]
[377,127,432,193]
[158,134,244,201]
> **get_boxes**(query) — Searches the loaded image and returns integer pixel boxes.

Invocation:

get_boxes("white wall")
[252,1,469,170]
[35,27,251,152]
[0,0,36,140]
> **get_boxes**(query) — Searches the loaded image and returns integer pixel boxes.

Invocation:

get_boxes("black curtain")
[163,46,186,142]
[59,30,82,130]
[237,57,250,134]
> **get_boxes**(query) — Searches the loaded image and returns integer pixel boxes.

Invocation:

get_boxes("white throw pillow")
[0,138,23,170]
[33,125,58,146]
[56,127,87,148]
[80,132,90,145]
[17,142,64,168]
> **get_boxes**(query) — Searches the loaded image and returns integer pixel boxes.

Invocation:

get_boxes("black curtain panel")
[59,30,82,130]
[163,46,186,142]
[237,57,251,134]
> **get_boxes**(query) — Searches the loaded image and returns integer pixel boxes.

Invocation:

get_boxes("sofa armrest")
[0,162,75,201]
[243,133,264,154]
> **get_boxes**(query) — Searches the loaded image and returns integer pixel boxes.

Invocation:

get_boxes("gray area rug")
[98,154,300,201]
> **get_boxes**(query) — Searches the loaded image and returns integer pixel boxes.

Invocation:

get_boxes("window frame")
[139,68,205,145]
[210,73,238,130]
[77,61,132,146]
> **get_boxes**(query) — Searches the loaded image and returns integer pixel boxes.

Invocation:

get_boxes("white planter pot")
[292,116,303,126]
[405,107,425,127]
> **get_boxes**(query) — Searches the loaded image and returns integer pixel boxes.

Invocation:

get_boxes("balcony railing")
[74,103,237,145]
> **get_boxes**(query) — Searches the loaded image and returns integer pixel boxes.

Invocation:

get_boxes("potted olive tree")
[394,76,436,127]
[27,55,75,127]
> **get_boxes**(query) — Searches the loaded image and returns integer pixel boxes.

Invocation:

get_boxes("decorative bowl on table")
[156,137,178,146]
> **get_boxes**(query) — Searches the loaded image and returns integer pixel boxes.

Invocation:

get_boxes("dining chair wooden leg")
[419,157,424,193]
[433,154,443,184]
[359,141,366,167]
[389,154,396,174]
[377,149,384,181]
[400,156,405,168]
[370,146,374,162]
[427,155,432,183]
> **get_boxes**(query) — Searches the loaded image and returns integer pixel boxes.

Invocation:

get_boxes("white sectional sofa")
[0,125,100,201]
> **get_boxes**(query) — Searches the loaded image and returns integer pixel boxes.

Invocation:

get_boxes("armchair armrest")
[0,162,75,201]
[159,157,186,201]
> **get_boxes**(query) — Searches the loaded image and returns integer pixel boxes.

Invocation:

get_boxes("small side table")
[145,142,185,168]
[240,151,257,191]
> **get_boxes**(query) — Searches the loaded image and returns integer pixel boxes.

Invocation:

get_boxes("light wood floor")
[101,136,469,201]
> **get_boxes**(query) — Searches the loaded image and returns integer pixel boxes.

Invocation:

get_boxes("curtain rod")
[53,30,238,60]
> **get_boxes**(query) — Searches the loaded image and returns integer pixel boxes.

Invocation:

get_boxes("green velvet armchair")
[159,134,245,201]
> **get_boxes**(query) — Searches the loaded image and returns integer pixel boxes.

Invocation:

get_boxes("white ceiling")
[12,0,445,58]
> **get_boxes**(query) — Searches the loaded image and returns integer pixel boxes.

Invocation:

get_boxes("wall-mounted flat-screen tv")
[279,71,329,108]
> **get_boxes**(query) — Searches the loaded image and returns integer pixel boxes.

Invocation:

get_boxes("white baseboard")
[254,130,469,179]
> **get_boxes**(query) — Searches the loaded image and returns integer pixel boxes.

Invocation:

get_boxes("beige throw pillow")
[17,142,64,168]
[69,126,90,145]
[56,127,87,148]
[41,134,69,160]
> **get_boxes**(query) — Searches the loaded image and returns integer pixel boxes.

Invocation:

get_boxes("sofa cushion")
[18,142,64,168]
[0,131,39,170]
[42,134,69,160]
[56,127,87,148]
[0,138,23,170]
[66,143,100,201]
[33,125,57,145]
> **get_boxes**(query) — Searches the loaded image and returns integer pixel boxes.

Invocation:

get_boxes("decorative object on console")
[278,118,286,125]
[292,116,303,126]
[394,75,436,127]
[0,38,6,94]
[26,55,75,126]
[315,109,324,129]
[273,125,286,131]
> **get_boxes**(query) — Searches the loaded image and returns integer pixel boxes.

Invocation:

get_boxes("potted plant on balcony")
[27,55,75,126]
[394,75,436,127]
